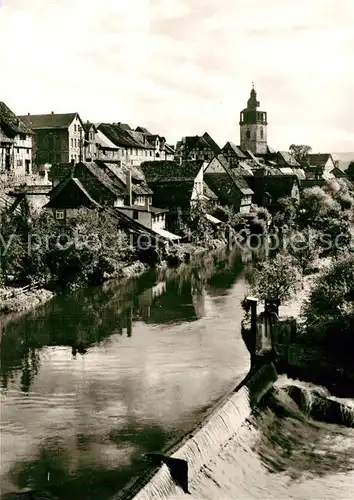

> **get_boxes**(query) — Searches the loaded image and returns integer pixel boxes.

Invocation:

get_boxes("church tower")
[239,84,267,155]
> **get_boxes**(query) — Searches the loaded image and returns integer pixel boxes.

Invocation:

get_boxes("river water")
[1,247,354,500]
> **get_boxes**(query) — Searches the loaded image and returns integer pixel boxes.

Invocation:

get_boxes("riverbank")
[271,257,354,395]
[0,240,228,316]
[0,260,149,316]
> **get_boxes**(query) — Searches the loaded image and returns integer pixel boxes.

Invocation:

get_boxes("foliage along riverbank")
[245,178,354,387]
[0,197,268,315]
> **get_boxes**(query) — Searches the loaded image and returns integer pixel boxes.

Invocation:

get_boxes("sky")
[0,0,353,152]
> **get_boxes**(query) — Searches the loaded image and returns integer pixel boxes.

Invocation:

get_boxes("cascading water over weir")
[116,298,279,500]
[115,297,354,500]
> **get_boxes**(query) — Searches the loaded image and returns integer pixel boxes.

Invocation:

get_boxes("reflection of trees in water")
[0,246,252,391]
[5,423,174,500]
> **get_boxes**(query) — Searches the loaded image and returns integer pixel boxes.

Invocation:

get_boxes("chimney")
[144,196,150,212]
[51,111,54,114]
[27,112,30,116]
[126,170,132,206]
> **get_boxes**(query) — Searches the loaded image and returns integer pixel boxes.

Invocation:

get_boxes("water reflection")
[0,246,254,499]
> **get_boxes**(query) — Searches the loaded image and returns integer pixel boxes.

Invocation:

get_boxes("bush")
[301,255,354,357]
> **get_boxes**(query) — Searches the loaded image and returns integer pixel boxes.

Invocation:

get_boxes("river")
[0,247,253,499]
[1,247,354,500]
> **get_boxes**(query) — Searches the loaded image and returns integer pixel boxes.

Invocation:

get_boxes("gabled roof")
[243,174,299,204]
[176,133,220,156]
[99,161,153,195]
[205,154,254,195]
[0,191,22,216]
[126,129,154,149]
[245,150,263,166]
[307,153,334,167]
[141,160,204,182]
[136,126,152,134]
[96,129,120,150]
[164,144,175,154]
[145,179,196,211]
[0,102,33,136]
[222,141,247,159]
[277,151,300,167]
[81,162,124,197]
[18,112,82,130]
[332,166,348,179]
[202,132,221,155]
[83,122,97,134]
[204,172,253,206]
[45,177,99,208]
[98,123,147,149]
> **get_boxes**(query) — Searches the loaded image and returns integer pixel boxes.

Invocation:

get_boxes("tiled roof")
[0,126,15,143]
[136,126,152,134]
[0,191,21,215]
[45,177,99,208]
[164,144,175,154]
[81,162,124,197]
[96,130,120,149]
[204,172,253,206]
[0,102,33,136]
[141,160,203,182]
[177,133,220,156]
[243,174,298,204]
[98,123,146,148]
[147,180,195,212]
[307,153,333,167]
[202,132,221,155]
[100,161,153,195]
[126,129,155,149]
[222,141,247,159]
[18,112,80,130]
[332,166,348,179]
[277,151,300,167]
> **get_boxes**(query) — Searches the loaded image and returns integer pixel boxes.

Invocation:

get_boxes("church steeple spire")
[247,83,260,110]
[239,85,268,155]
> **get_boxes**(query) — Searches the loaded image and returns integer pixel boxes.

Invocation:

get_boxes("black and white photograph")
[0,0,354,499]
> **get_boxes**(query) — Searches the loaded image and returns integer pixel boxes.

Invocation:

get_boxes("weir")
[116,298,278,500]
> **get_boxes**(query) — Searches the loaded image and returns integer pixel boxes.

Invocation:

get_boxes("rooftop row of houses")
[1,87,354,247]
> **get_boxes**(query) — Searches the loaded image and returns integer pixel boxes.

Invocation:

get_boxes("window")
[133,210,139,220]
[71,138,73,147]
[246,129,251,139]
[26,149,29,154]
[17,159,23,166]
[56,153,61,162]
[260,128,264,139]
[74,139,77,148]
[74,124,77,132]
[55,210,65,220]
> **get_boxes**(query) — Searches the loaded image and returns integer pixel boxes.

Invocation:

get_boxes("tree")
[301,255,354,358]
[272,196,299,230]
[248,251,302,304]
[298,186,342,228]
[286,228,320,274]
[289,144,312,163]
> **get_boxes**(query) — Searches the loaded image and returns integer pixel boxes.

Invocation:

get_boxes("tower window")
[260,128,264,139]
[246,129,251,139]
